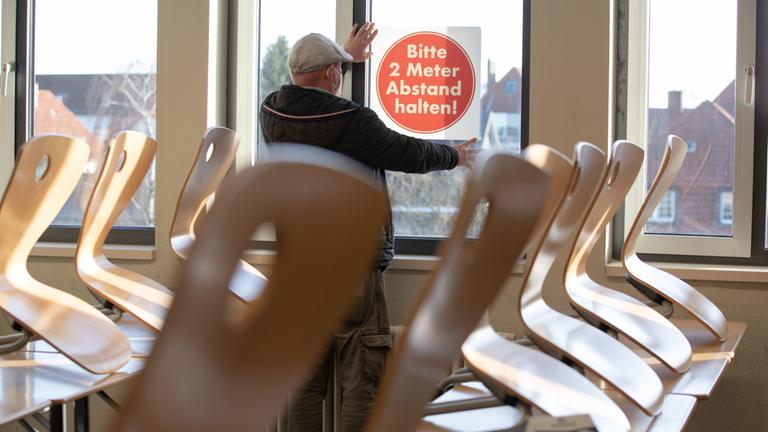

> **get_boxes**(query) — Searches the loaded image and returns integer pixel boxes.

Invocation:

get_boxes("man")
[260,22,477,432]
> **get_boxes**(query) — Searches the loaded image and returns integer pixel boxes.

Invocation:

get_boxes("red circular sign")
[376,32,475,134]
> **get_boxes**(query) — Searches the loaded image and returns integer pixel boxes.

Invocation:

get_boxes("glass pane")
[256,0,336,159]
[33,0,157,228]
[645,0,735,237]
[372,0,524,238]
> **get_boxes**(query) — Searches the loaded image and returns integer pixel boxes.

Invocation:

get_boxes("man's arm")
[340,107,476,173]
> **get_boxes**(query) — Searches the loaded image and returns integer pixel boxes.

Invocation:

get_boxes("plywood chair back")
[169,126,267,302]
[366,152,551,432]
[564,140,692,373]
[519,142,664,416]
[622,135,728,341]
[462,145,631,431]
[76,131,173,332]
[0,135,131,374]
[115,145,388,432]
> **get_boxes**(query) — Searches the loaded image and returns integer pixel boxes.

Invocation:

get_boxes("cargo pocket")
[359,328,392,386]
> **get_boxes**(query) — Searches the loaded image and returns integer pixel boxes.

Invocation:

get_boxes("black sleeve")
[339,107,459,173]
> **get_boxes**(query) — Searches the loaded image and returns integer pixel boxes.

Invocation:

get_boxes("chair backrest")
[566,141,643,278]
[366,152,550,432]
[523,144,578,250]
[115,145,388,432]
[519,142,606,316]
[76,131,173,332]
[622,135,728,340]
[521,142,665,416]
[563,141,693,373]
[169,126,266,302]
[0,135,131,374]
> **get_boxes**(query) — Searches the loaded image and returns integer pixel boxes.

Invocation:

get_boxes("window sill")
[604,259,768,283]
[242,250,526,274]
[30,242,155,261]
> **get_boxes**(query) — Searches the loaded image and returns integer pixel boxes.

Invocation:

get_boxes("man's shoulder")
[264,85,360,114]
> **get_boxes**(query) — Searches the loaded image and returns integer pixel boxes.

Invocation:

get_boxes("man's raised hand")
[344,22,379,62]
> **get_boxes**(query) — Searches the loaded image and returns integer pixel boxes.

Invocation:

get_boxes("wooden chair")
[622,135,728,341]
[460,144,631,432]
[169,127,267,302]
[366,151,551,432]
[114,145,388,432]
[564,140,693,373]
[0,134,131,374]
[519,142,664,416]
[76,131,173,333]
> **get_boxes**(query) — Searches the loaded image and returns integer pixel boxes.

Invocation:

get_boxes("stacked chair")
[169,127,268,302]
[114,145,389,432]
[0,135,132,374]
[76,131,173,333]
[0,130,745,432]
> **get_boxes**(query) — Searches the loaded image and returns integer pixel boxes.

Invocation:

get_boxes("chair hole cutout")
[567,166,581,196]
[34,154,50,183]
[205,142,215,164]
[607,161,620,187]
[115,150,127,172]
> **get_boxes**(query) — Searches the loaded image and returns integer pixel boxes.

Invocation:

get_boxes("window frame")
[622,0,758,259]
[11,0,155,246]
[614,0,768,266]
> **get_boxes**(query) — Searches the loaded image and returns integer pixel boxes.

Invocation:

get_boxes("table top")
[0,350,144,425]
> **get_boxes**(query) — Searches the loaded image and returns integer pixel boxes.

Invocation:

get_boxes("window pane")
[256,0,336,159]
[33,0,157,228]
[372,0,524,238]
[645,0,735,237]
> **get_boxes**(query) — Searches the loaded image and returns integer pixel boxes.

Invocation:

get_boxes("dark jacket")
[260,84,459,270]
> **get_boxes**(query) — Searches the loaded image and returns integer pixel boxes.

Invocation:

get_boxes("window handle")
[745,64,755,105]
[1,61,14,97]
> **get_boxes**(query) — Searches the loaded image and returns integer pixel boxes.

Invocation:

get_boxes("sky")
[35,0,738,110]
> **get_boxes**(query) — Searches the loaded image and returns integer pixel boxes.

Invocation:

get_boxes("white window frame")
[0,0,16,194]
[624,0,756,257]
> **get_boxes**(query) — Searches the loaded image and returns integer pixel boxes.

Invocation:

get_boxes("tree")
[259,35,291,102]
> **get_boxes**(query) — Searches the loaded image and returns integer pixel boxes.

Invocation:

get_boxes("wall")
[0,0,765,431]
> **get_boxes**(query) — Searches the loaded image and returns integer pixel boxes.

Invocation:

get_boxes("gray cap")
[288,33,353,74]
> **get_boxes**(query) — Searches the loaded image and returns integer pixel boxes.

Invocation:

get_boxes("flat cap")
[288,33,353,74]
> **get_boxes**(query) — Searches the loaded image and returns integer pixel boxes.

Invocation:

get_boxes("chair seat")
[626,320,746,398]
[463,326,631,431]
[624,255,728,341]
[78,260,173,332]
[568,274,692,373]
[523,301,664,416]
[0,275,132,375]
[420,382,526,432]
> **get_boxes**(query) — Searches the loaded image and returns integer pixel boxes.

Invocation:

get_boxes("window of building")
[9,0,158,244]
[719,191,734,225]
[648,190,676,225]
[623,0,758,258]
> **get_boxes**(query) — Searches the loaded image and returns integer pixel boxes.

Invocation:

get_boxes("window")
[255,0,336,160]
[623,0,757,257]
[369,0,529,252]
[719,191,734,225]
[12,0,157,243]
[244,0,530,254]
[648,190,676,225]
